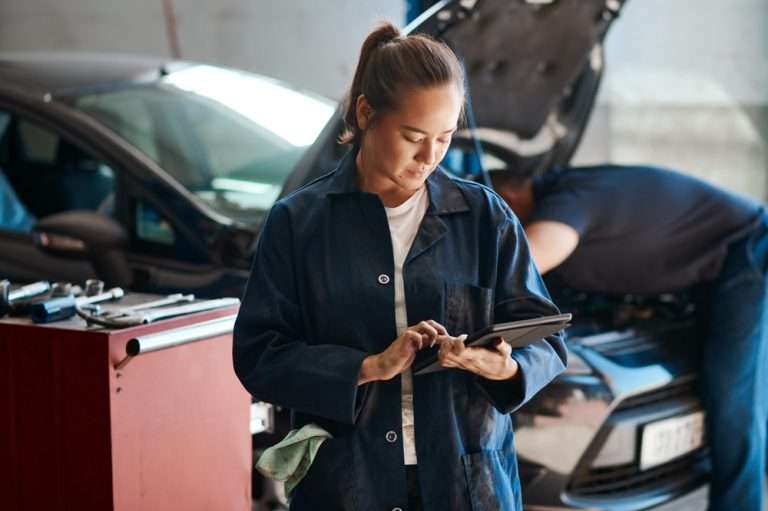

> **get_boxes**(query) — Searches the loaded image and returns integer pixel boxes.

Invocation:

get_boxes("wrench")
[103,293,195,318]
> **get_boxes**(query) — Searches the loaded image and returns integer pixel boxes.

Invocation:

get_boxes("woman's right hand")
[358,320,447,384]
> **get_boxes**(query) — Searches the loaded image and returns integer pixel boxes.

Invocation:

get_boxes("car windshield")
[72,65,336,222]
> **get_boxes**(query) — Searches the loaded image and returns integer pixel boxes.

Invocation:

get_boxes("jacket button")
[378,274,390,285]
[385,430,397,443]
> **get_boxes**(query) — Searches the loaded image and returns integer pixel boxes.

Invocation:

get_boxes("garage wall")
[0,0,406,99]
[572,0,768,200]
[0,2,169,59]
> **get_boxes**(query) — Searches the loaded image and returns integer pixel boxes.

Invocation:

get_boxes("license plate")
[640,411,705,471]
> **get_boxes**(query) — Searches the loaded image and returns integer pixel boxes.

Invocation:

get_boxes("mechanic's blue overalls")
[701,210,768,511]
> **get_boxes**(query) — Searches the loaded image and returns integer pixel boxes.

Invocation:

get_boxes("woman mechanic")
[233,23,567,511]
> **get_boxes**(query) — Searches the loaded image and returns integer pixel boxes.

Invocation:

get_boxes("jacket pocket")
[444,283,495,336]
[462,450,521,511]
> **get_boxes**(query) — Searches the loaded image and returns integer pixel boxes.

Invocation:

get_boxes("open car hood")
[406,0,628,176]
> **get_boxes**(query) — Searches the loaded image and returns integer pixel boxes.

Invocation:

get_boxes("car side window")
[130,196,210,264]
[0,111,116,223]
[135,199,176,246]
[18,121,59,163]
[0,111,12,145]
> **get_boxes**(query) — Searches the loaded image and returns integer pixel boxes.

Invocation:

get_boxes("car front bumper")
[516,319,708,510]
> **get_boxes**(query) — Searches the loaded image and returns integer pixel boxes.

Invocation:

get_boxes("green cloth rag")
[255,423,333,495]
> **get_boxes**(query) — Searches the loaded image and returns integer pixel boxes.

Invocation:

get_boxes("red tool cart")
[0,301,251,510]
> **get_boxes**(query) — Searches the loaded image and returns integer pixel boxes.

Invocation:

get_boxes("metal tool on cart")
[101,293,195,318]
[30,287,124,324]
[0,280,51,317]
[79,296,240,328]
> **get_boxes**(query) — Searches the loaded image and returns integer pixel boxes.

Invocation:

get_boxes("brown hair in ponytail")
[338,22,465,146]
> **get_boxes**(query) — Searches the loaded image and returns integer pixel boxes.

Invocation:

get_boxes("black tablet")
[412,313,571,375]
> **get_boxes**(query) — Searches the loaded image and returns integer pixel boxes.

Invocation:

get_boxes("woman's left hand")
[437,336,519,381]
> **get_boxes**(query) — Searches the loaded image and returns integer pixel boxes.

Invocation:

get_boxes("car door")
[0,108,113,283]
[0,105,237,296]
[122,188,247,297]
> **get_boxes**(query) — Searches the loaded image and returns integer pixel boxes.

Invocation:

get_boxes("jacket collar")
[326,149,470,215]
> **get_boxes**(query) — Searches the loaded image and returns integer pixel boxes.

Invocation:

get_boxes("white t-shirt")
[384,185,429,466]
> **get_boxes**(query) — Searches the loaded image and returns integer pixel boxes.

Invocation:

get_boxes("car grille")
[615,377,698,413]
[569,449,708,497]
[568,378,708,498]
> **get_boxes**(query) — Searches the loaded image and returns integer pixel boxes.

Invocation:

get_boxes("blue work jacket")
[233,151,567,510]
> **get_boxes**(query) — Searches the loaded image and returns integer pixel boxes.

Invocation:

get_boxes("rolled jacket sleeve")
[233,202,368,425]
[476,209,568,414]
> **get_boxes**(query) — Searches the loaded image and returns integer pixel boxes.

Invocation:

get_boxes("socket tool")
[84,279,105,297]
[9,281,52,302]
[0,280,51,317]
